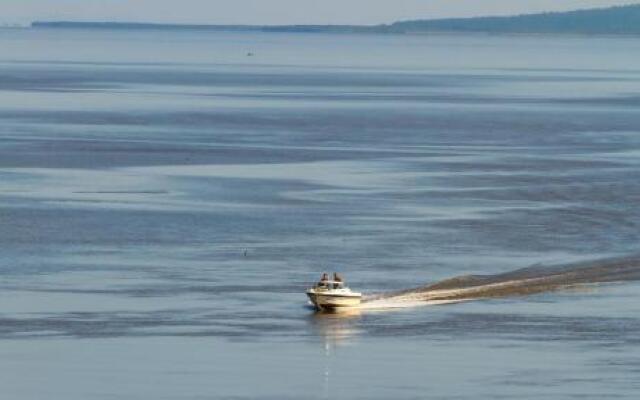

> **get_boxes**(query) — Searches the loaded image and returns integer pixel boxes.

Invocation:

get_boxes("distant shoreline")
[30,4,640,36]
[30,21,383,34]
[25,26,640,40]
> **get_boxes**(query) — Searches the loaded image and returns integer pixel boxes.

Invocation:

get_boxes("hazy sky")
[3,0,637,25]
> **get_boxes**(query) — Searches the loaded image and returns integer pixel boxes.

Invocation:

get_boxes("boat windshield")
[316,280,345,289]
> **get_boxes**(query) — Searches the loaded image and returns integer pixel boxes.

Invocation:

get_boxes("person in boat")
[333,272,343,289]
[317,272,329,288]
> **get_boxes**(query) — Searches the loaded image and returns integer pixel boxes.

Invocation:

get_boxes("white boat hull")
[307,290,362,310]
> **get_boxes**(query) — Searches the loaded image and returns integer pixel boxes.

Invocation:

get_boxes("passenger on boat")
[317,273,329,288]
[333,272,343,289]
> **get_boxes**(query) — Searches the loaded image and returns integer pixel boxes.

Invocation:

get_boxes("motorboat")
[306,274,362,311]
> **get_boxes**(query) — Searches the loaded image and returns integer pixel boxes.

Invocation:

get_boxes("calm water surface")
[1,28,640,399]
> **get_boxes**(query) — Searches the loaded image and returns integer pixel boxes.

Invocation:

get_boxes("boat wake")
[362,255,640,309]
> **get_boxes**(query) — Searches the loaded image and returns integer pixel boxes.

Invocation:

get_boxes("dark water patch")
[8,282,305,298]
[0,207,283,246]
[207,92,640,108]
[0,138,407,168]
[437,206,640,253]
[3,107,640,145]
[9,64,633,92]
[0,67,476,91]
[409,156,628,174]
[0,310,207,339]
[72,190,170,194]
[364,312,640,346]
[0,308,306,340]
[552,95,640,107]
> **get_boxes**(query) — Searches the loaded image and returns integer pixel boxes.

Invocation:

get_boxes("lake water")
[1,28,640,399]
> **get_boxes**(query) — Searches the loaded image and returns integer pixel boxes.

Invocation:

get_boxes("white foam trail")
[359,255,640,311]
[361,290,469,310]
[359,298,463,310]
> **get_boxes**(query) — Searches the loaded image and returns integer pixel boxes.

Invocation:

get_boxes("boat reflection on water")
[309,307,362,345]
[308,308,362,399]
